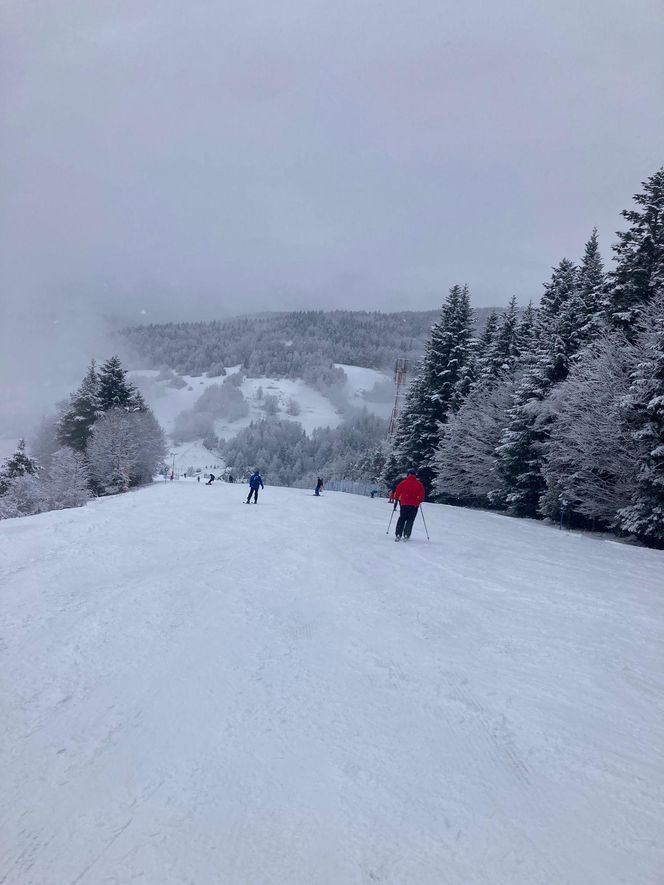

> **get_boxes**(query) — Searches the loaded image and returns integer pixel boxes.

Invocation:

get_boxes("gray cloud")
[1,0,663,428]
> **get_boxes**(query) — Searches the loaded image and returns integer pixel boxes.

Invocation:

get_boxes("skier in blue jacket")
[245,470,264,504]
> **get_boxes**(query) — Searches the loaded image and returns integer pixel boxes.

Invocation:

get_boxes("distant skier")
[388,482,398,503]
[197,475,200,483]
[206,473,215,486]
[393,469,426,542]
[314,477,324,496]
[245,469,264,503]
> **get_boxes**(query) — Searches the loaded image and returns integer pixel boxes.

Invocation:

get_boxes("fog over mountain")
[2,0,663,430]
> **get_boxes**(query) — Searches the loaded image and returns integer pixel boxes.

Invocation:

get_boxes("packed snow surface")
[1,483,663,884]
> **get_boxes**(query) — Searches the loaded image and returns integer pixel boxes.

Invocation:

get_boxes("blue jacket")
[249,472,264,490]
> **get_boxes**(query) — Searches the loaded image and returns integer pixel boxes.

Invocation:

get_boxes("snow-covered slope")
[336,363,394,420]
[130,365,392,473]
[1,484,663,884]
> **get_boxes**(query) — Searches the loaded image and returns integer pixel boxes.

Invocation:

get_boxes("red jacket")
[394,475,426,507]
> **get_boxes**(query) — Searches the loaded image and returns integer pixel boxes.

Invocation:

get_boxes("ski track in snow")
[1,483,663,884]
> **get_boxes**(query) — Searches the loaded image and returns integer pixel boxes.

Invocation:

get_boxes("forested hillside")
[384,166,664,547]
[119,308,495,381]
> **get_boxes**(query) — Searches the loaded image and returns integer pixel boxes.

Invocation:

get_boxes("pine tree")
[385,285,474,491]
[540,333,638,527]
[0,439,38,495]
[57,361,102,452]
[87,408,139,494]
[487,294,521,378]
[491,362,553,515]
[45,447,92,510]
[610,167,664,331]
[98,356,145,412]
[434,374,519,506]
[475,310,499,379]
[541,258,584,383]
[493,261,581,516]
[516,300,537,359]
[618,302,664,545]
[577,228,606,341]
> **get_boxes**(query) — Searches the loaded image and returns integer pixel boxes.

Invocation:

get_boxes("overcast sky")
[3,0,663,325]
[1,1,663,430]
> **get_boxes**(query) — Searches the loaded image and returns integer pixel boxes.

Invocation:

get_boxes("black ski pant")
[246,487,259,503]
[395,504,418,538]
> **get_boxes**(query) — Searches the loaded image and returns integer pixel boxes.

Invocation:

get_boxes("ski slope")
[1,483,663,884]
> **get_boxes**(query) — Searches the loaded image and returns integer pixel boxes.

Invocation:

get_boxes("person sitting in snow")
[392,469,426,542]
[245,469,264,504]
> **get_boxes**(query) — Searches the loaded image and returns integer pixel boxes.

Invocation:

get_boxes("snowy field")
[1,483,663,884]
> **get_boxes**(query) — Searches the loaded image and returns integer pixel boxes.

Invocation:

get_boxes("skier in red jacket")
[393,469,426,541]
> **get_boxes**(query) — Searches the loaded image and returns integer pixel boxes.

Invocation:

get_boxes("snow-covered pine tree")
[132,410,168,485]
[610,167,664,332]
[44,447,92,510]
[434,295,524,505]
[487,294,521,378]
[515,300,537,360]
[493,260,580,516]
[479,310,499,351]
[617,300,664,545]
[0,439,39,495]
[98,356,145,412]
[57,361,102,452]
[475,310,499,379]
[87,408,140,494]
[577,228,606,342]
[0,474,47,519]
[434,375,519,506]
[384,284,474,491]
[540,333,638,527]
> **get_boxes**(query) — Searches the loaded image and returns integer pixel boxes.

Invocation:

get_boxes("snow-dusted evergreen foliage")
[577,228,606,342]
[57,361,102,452]
[540,334,638,526]
[617,301,664,543]
[610,168,664,331]
[418,166,664,543]
[385,285,474,491]
[0,439,38,495]
[491,258,591,516]
[0,474,47,520]
[433,376,519,505]
[98,356,146,412]
[87,408,166,495]
[221,412,388,488]
[44,447,92,510]
[120,308,497,392]
[1,357,167,520]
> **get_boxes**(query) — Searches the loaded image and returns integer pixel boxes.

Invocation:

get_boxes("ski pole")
[386,502,398,534]
[419,504,430,540]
